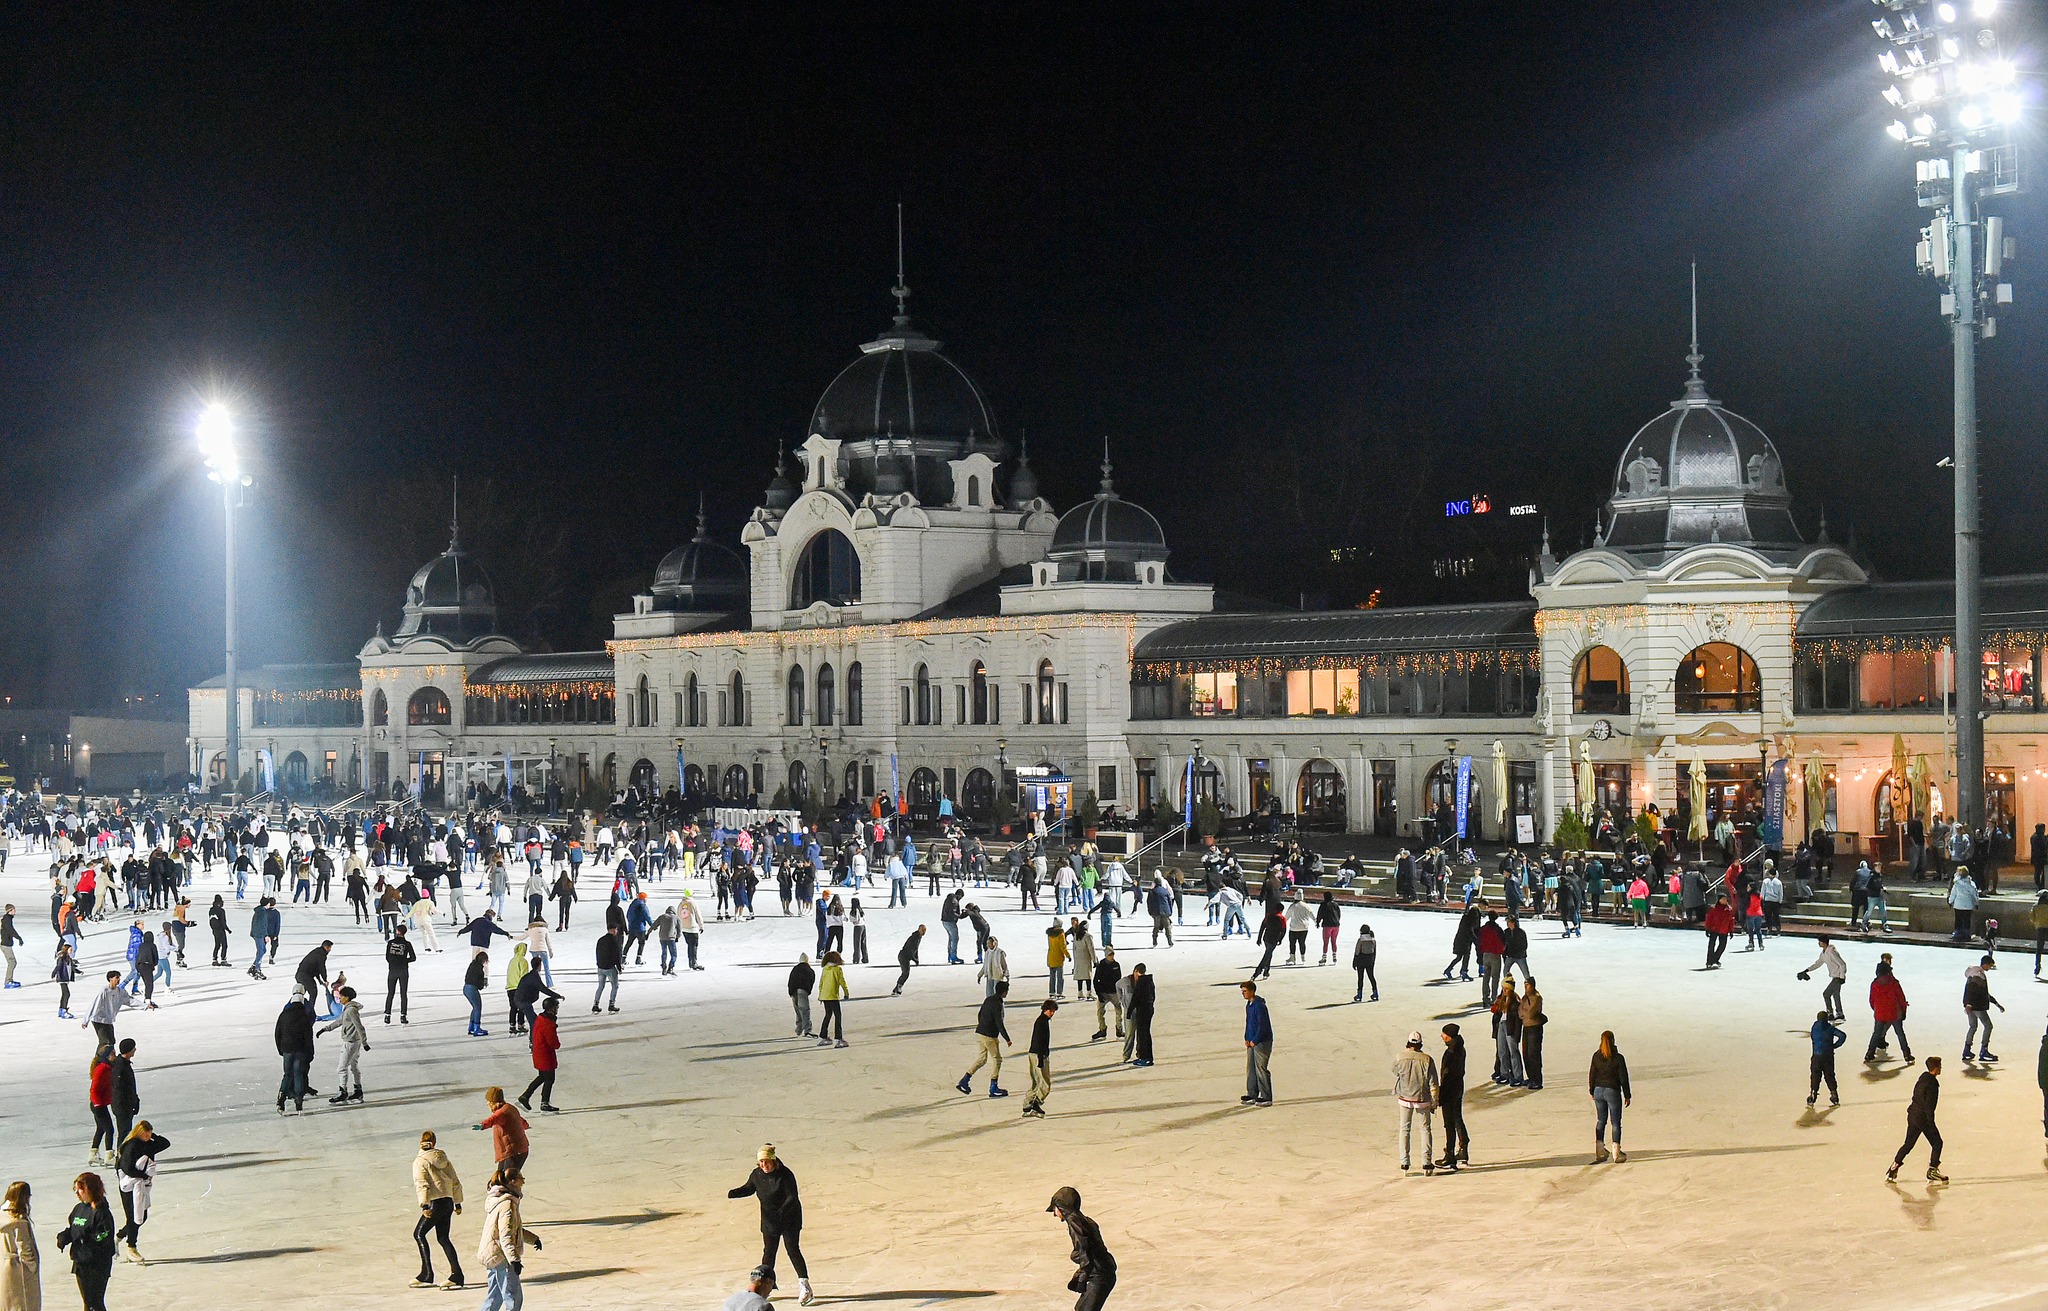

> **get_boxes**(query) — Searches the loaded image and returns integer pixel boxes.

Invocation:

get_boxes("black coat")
[112,1055,140,1115]
[1439,1039,1467,1097]
[729,1164,802,1233]
[1129,973,1156,1018]
[787,961,815,996]
[595,933,623,971]
[1064,1210,1117,1277]
[274,1000,315,1056]
[1909,1071,1941,1121]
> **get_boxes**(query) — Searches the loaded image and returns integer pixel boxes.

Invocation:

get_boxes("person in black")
[891,926,925,997]
[1045,1185,1116,1311]
[132,927,160,1008]
[958,981,1012,1097]
[1436,1023,1469,1170]
[275,991,316,1113]
[385,925,417,1024]
[1250,908,1284,981]
[296,940,334,1008]
[207,895,231,966]
[1090,950,1122,1042]
[787,955,816,1037]
[1126,964,1155,1067]
[346,864,370,924]
[56,1171,117,1311]
[1022,999,1056,1118]
[1888,1056,1947,1182]
[113,1120,169,1258]
[728,1144,811,1304]
[1,902,21,987]
[111,1040,141,1143]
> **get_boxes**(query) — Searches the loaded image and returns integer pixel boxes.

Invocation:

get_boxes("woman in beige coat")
[0,1180,40,1311]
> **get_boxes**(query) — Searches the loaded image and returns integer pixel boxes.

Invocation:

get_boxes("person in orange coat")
[519,999,562,1113]
[476,1087,529,1175]
[1702,896,1736,970]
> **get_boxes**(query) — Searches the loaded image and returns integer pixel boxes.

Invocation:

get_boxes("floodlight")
[1875,16,1895,38]
[1959,102,1985,127]
[1993,58,2015,83]
[1993,92,2022,122]
[1974,0,1996,14]
[1888,119,1912,140]
[1908,46,1929,66]
[1903,10,1921,31]
[1913,74,1940,99]
[1886,84,1908,106]
[1881,50,1902,73]
[1937,2,1957,23]
[1914,112,1939,134]
[1942,36,1962,58]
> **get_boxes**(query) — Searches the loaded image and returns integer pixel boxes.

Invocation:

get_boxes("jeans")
[1505,955,1531,984]
[1479,952,1501,1001]
[481,1262,523,1311]
[1048,965,1064,997]
[1222,906,1248,938]
[594,968,619,1009]
[660,940,677,972]
[1397,1103,1433,1169]
[944,921,961,962]
[386,973,410,1020]
[531,952,552,987]
[1245,1041,1272,1102]
[1355,961,1377,999]
[1440,1091,1468,1161]
[1744,915,1764,949]
[464,984,484,1030]
[1964,1007,1994,1053]
[683,933,700,968]
[1494,1026,1524,1083]
[1819,976,1844,1018]
[1593,1086,1624,1143]
[280,1051,310,1105]
[1867,1019,1913,1061]
[253,939,269,971]
[792,993,812,1035]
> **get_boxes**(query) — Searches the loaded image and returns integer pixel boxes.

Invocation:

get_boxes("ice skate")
[989,1082,1008,1098]
[798,1277,815,1306]
[1593,1143,1610,1164]
[955,1076,971,1095]
[1926,1166,1948,1183]
[409,1278,435,1288]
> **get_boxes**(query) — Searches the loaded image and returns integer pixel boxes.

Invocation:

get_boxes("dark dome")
[395,548,499,641]
[652,503,747,613]
[810,321,997,446]
[1050,497,1167,555]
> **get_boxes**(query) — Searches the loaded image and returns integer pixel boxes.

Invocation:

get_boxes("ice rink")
[5,845,2048,1311]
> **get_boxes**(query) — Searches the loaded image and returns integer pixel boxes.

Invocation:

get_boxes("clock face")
[1590,720,1615,741]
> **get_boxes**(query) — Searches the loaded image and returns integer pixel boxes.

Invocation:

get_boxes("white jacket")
[677,900,704,933]
[413,1148,464,1207]
[0,1210,39,1311]
[476,1186,526,1270]
[522,924,554,956]
[979,946,1009,983]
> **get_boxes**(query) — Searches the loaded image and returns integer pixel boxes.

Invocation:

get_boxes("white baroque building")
[189,291,2048,860]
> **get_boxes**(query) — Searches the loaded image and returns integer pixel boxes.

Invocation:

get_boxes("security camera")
[1937,456,1955,469]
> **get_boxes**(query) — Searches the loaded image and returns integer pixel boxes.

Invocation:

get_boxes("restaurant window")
[1983,648,2039,712]
[1857,651,1936,711]
[408,686,451,726]
[1674,642,1761,714]
[1190,671,1238,716]
[1796,652,1855,713]
[1284,668,1359,716]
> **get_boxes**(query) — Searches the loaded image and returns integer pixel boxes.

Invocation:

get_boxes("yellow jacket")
[819,962,848,1000]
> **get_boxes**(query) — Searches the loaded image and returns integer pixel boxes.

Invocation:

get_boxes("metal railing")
[1127,822,1189,884]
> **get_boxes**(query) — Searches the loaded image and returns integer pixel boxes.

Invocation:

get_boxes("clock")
[1589,720,1615,741]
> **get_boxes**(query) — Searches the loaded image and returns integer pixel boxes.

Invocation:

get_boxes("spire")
[1097,435,1120,500]
[890,202,910,324]
[693,490,709,542]
[449,472,461,551]
[1008,426,1039,508]
[1682,262,1709,401]
[1816,506,1830,544]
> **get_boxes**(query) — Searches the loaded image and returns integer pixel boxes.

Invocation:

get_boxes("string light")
[1132,647,1538,679]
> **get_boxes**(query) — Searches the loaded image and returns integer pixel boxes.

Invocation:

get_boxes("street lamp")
[198,402,252,796]
[819,735,831,807]
[1867,0,2024,837]
[996,737,1009,803]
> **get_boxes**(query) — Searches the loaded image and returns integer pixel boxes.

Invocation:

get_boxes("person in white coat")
[407,896,441,953]
[978,939,1009,998]
[0,1181,38,1311]
[676,892,706,970]
[476,1168,540,1311]
[521,920,555,988]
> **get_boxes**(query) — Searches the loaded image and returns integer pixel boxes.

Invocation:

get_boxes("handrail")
[1128,822,1189,883]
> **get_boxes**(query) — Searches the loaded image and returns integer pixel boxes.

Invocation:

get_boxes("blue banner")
[676,746,687,795]
[889,753,899,800]
[1182,756,1195,826]
[258,749,275,795]
[1454,755,1472,839]
[1761,757,1788,848]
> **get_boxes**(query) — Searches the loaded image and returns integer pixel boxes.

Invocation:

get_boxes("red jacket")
[1477,923,1505,956]
[89,1060,114,1109]
[530,1014,560,1072]
[482,1101,529,1157]
[1703,904,1736,935]
[1871,973,1909,1024]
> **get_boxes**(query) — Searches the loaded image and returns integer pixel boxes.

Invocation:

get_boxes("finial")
[1683,262,1708,400]
[1540,516,1552,555]
[449,472,460,551]
[890,202,910,323]
[694,490,709,541]
[1097,435,1119,499]
[1816,506,1829,544]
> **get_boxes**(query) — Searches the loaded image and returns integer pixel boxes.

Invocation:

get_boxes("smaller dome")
[395,546,500,642]
[1045,451,1168,582]
[764,443,798,512]
[652,500,747,613]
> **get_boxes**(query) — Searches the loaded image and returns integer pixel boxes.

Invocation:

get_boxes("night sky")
[3,3,2042,709]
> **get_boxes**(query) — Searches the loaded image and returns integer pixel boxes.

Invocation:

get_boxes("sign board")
[1453,755,1473,839]
[1515,813,1536,845]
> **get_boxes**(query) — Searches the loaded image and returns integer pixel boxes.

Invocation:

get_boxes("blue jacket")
[1148,884,1175,916]
[626,900,652,934]
[125,924,144,962]
[1810,1018,1846,1056]
[1244,996,1273,1045]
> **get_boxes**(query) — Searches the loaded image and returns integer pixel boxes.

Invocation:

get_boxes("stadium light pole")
[1868,0,2023,837]
[198,402,252,795]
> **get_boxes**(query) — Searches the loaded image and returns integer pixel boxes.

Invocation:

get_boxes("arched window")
[1297,759,1347,830]
[787,664,806,726]
[1037,659,1056,724]
[962,767,997,820]
[282,751,309,791]
[1573,645,1630,714]
[208,752,226,784]
[971,661,990,724]
[407,686,451,726]
[846,662,863,726]
[629,758,658,795]
[844,761,862,800]
[683,763,705,796]
[723,763,750,800]
[788,529,862,609]
[634,675,654,728]
[908,766,941,809]
[787,760,810,802]
[370,689,388,727]
[914,664,933,726]
[1423,761,1483,839]
[966,475,981,506]
[684,673,701,727]
[728,671,747,727]
[816,663,836,727]
[1675,642,1762,714]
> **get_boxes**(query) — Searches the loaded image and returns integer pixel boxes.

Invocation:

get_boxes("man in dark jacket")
[891,926,925,996]
[1888,1056,1947,1182]
[112,1038,141,1142]
[384,925,416,1024]
[1091,949,1123,1042]
[1127,965,1156,1067]
[1021,998,1057,1118]
[787,955,815,1037]
[275,992,316,1113]
[462,912,511,955]
[295,940,333,1005]
[729,1144,810,1304]
[593,926,623,1013]
[1046,1185,1116,1311]
[958,980,1011,1097]
[1436,1023,1469,1170]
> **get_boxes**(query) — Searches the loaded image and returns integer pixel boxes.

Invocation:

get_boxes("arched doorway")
[370,690,388,727]
[908,767,941,815]
[1423,761,1482,843]
[1296,759,1346,830]
[282,751,309,792]
[787,760,810,803]
[683,763,706,797]
[723,764,750,800]
[629,758,658,796]
[408,686,452,726]
[962,767,996,820]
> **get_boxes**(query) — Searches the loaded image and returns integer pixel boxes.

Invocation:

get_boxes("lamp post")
[1867,0,2023,836]
[996,737,1009,803]
[820,735,831,809]
[198,402,251,796]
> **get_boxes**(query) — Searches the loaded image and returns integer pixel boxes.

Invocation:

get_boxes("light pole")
[198,402,251,796]
[1868,0,2023,835]
[819,735,831,809]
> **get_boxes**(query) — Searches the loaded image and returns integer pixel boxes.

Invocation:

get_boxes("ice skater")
[1808,1010,1845,1107]
[817,951,849,1048]
[1045,1186,1116,1311]
[316,985,368,1104]
[410,1131,465,1290]
[1240,981,1273,1106]
[788,954,815,1037]
[727,1145,813,1306]
[1888,1057,1948,1183]
[1962,954,2004,1062]
[1589,1030,1631,1163]
[1352,923,1378,1002]
[891,926,925,996]
[519,997,562,1113]
[1022,998,1058,1118]
[1797,936,1847,1020]
[1391,1030,1438,1174]
[957,980,1011,1098]
[1436,1024,1469,1171]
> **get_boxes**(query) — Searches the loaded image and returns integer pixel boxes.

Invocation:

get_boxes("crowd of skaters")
[3,787,2048,1309]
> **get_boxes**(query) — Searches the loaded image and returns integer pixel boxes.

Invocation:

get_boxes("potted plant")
[1554,807,1591,854]
[1076,789,1101,838]
[993,794,1017,837]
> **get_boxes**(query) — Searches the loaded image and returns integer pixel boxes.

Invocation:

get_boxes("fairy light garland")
[1794,633,2048,660]
[1132,646,1538,680]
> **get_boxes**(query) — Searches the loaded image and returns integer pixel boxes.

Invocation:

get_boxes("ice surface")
[4,847,2047,1311]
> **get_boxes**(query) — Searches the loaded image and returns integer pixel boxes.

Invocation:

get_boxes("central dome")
[395,547,499,642]
[1602,345,1802,560]
[807,315,1006,502]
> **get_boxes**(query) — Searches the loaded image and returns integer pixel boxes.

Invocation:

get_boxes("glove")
[1796,972,1808,981]
[511,1261,522,1275]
